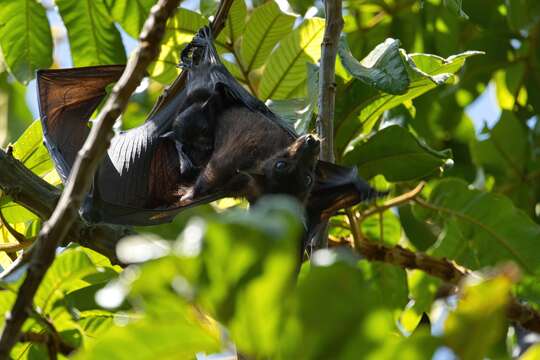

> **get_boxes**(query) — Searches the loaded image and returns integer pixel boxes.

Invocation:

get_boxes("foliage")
[0,0,540,359]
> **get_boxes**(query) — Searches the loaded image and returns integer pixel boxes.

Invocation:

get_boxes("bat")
[37,27,382,249]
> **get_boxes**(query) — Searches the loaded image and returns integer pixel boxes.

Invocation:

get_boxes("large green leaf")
[35,246,118,313]
[282,250,431,359]
[221,0,247,45]
[0,72,33,147]
[197,197,302,356]
[11,120,57,179]
[398,204,438,251]
[56,0,126,66]
[343,125,452,181]
[472,111,528,182]
[149,8,208,83]
[335,51,482,155]
[0,0,53,83]
[425,178,540,275]
[258,17,325,100]
[105,0,154,38]
[444,276,511,360]
[339,37,410,95]
[239,1,295,73]
[75,303,221,359]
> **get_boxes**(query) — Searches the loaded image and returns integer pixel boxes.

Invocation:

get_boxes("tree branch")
[316,0,343,163]
[0,0,181,356]
[312,0,343,250]
[0,149,130,265]
[345,185,540,334]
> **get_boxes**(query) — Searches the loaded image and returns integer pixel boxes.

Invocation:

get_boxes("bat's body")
[37,27,380,248]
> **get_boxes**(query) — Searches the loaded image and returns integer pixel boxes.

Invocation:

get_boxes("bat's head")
[257,134,321,203]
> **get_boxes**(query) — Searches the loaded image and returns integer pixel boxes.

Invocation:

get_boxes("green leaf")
[521,343,540,360]
[56,0,126,66]
[343,125,452,181]
[335,51,482,155]
[78,310,116,339]
[0,73,33,147]
[339,37,410,95]
[444,276,511,360]
[400,270,440,333]
[282,251,422,359]
[258,17,325,100]
[472,111,528,182]
[0,0,52,83]
[398,204,437,251]
[11,120,57,179]
[35,246,118,313]
[200,0,219,17]
[239,1,296,73]
[443,0,469,19]
[267,63,318,134]
[149,8,208,83]
[220,0,247,45]
[75,304,221,359]
[426,179,540,275]
[105,0,154,38]
[506,0,540,31]
[361,209,402,245]
[197,197,302,356]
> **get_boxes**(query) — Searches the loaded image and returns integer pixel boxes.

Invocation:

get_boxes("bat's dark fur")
[37,26,382,250]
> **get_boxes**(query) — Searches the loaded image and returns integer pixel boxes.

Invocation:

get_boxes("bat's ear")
[307,160,386,221]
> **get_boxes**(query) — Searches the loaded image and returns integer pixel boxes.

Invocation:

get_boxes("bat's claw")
[180,188,195,203]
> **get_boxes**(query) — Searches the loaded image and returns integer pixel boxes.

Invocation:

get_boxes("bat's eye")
[274,161,287,171]
[305,175,313,186]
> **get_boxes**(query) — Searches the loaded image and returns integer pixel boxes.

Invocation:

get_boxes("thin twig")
[316,0,343,163]
[0,1,181,356]
[359,181,425,220]
[0,210,34,253]
[312,0,343,250]
[344,185,540,334]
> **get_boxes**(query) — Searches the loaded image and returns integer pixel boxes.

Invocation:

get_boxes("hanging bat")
[37,27,381,248]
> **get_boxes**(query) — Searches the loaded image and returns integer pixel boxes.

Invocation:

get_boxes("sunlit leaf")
[240,1,295,73]
[335,51,482,155]
[361,209,401,245]
[75,304,221,359]
[149,8,208,83]
[198,197,302,356]
[0,0,52,83]
[106,0,154,38]
[56,0,126,66]
[259,18,325,100]
[445,276,512,360]
[339,37,410,95]
[35,246,118,313]
[222,0,247,44]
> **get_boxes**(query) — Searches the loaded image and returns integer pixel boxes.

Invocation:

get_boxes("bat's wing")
[181,27,297,139]
[37,28,383,229]
[37,65,126,181]
[37,65,222,225]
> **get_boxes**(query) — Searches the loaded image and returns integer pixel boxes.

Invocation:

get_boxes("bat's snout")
[297,134,320,159]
